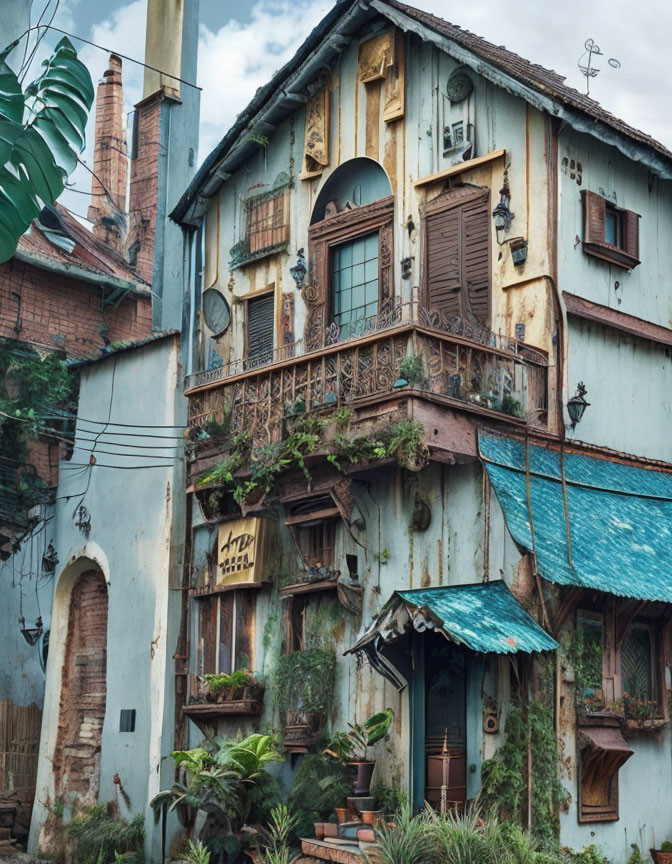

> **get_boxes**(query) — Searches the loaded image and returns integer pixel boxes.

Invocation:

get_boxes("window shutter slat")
[583,190,606,245]
[426,208,462,317]
[426,191,490,326]
[624,209,640,261]
[247,293,274,366]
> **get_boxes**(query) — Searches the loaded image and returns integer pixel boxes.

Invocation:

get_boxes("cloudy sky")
[21,0,672,220]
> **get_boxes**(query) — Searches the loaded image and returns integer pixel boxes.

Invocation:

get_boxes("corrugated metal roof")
[479,433,672,603]
[70,329,180,369]
[396,582,557,653]
[348,581,557,657]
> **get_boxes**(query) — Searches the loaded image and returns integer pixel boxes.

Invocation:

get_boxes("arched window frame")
[303,195,394,351]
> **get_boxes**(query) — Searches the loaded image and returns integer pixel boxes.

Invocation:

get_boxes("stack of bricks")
[53,570,108,802]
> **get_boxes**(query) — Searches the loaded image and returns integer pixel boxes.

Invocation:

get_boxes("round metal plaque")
[447,67,474,103]
[202,288,231,338]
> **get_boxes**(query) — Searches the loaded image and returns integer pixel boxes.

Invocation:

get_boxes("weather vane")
[578,38,621,96]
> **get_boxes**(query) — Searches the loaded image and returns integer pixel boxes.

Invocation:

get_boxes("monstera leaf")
[0,37,93,263]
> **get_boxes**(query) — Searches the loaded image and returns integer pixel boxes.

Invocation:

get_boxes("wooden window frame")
[197,589,256,677]
[245,287,275,368]
[582,189,640,270]
[303,195,394,351]
[421,184,491,327]
[247,188,290,258]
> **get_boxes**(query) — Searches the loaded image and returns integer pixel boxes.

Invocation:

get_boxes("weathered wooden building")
[172,1,672,860]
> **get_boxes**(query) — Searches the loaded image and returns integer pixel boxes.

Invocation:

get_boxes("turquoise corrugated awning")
[347,581,557,658]
[480,433,672,603]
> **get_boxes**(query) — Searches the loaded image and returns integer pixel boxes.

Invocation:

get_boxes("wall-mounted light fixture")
[20,616,43,646]
[567,382,590,430]
[508,237,528,266]
[492,167,515,243]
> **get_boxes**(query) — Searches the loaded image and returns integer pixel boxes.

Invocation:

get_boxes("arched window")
[304,159,394,348]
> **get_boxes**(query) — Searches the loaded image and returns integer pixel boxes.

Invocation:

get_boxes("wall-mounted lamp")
[20,616,43,646]
[492,168,515,243]
[508,237,528,266]
[567,382,590,430]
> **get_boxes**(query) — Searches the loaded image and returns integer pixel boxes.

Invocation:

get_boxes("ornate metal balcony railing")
[186,302,548,444]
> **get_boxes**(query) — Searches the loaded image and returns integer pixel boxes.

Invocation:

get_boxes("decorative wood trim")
[563,292,672,347]
[190,582,263,598]
[304,196,395,351]
[285,506,341,525]
[414,149,506,187]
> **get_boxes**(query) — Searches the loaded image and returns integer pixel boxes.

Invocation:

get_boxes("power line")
[17,24,202,91]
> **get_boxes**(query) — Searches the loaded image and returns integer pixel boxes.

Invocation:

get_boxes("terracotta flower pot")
[651,851,672,864]
[361,810,383,826]
[349,760,375,796]
[334,808,348,824]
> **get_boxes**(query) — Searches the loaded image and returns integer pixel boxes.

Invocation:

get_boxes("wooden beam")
[563,292,672,348]
[413,149,506,187]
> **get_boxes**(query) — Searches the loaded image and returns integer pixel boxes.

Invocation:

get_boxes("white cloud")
[197,0,332,162]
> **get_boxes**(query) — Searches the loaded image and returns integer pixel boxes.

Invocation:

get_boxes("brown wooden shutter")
[463,196,490,324]
[426,207,462,318]
[247,292,274,365]
[199,598,217,675]
[583,190,606,244]
[425,190,490,325]
[624,209,640,261]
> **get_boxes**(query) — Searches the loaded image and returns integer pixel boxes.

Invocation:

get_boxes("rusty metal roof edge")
[70,329,180,370]
[14,248,150,296]
[373,0,672,180]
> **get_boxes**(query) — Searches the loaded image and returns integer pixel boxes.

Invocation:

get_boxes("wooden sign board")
[217,518,270,586]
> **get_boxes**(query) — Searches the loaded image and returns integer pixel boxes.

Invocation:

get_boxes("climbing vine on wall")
[480,695,569,849]
[0,341,77,517]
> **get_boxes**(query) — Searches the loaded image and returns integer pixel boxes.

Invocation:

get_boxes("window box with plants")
[184,670,265,719]
[324,709,394,798]
[578,695,667,735]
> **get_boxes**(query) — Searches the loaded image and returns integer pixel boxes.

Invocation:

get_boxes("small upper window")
[582,190,640,270]
[621,623,653,701]
[246,291,274,368]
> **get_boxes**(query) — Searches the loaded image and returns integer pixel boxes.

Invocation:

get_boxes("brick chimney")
[87,54,128,251]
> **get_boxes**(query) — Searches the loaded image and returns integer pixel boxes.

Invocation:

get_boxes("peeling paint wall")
[29,338,186,859]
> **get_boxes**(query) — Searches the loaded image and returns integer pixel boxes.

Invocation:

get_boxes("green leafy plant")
[660,842,672,853]
[203,669,263,702]
[501,394,524,418]
[66,803,144,864]
[627,844,644,864]
[375,802,434,864]
[570,845,611,864]
[175,840,211,864]
[258,804,298,864]
[288,754,352,837]
[324,709,394,763]
[480,697,568,848]
[0,37,94,262]
[273,646,337,720]
[398,354,427,387]
[371,783,407,816]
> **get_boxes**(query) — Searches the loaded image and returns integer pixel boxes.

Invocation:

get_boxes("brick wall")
[53,570,108,802]
[126,92,163,284]
[0,259,152,360]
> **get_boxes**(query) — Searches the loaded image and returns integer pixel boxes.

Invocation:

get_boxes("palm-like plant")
[0,37,93,262]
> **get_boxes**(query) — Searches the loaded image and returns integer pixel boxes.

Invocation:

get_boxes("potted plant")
[651,841,672,864]
[324,709,394,796]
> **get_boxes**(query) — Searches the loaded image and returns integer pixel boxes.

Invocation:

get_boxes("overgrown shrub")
[288,754,352,837]
[66,803,144,864]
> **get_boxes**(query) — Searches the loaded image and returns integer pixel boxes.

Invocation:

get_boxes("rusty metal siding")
[480,432,672,602]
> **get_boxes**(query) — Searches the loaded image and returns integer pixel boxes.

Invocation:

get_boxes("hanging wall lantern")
[567,382,590,429]
[492,168,514,243]
[20,616,43,646]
